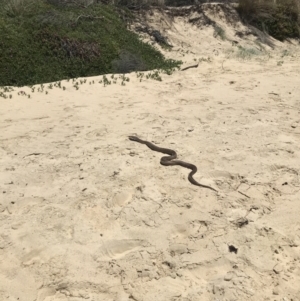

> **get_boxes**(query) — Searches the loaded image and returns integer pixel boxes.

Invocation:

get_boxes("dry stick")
[23,153,45,158]
[181,63,199,71]
[238,191,250,199]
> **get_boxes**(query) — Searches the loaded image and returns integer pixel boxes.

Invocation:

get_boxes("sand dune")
[1,4,300,301]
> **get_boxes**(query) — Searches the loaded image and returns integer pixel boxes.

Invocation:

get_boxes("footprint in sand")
[270,165,299,194]
[96,239,146,261]
[106,191,133,208]
[22,248,44,266]
[36,287,56,301]
[86,128,108,139]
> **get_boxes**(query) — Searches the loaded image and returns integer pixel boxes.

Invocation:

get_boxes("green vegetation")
[235,45,262,60]
[237,0,300,41]
[213,25,226,41]
[0,68,177,99]
[0,0,181,87]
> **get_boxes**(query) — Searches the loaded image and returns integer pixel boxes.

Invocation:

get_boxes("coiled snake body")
[129,136,217,192]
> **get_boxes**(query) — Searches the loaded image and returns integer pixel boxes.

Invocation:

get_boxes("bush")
[237,0,300,41]
[3,0,36,17]
[0,0,181,86]
[112,50,147,73]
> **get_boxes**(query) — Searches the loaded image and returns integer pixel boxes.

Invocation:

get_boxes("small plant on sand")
[37,84,44,93]
[164,66,179,75]
[235,45,261,60]
[102,75,111,86]
[73,82,79,90]
[136,72,144,79]
[0,92,7,99]
[149,70,162,81]
[281,49,292,58]
[199,57,212,63]
[18,90,27,96]
[0,86,15,98]
[119,74,129,82]
[3,86,14,93]
[213,25,226,41]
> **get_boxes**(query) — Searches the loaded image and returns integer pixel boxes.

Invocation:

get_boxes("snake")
[129,136,217,192]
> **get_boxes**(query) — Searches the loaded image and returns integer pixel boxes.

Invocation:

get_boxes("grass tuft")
[213,25,226,41]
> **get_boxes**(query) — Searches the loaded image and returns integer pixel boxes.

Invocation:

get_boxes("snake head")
[128,136,139,141]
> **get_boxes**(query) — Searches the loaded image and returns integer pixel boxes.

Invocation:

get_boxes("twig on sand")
[238,191,250,199]
[23,153,44,158]
[181,63,199,71]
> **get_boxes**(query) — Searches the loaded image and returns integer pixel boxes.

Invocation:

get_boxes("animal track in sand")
[86,128,108,139]
[0,234,13,251]
[38,281,121,301]
[0,203,5,213]
[7,197,45,216]
[36,287,56,301]
[106,191,133,208]
[22,250,43,267]
[269,165,299,194]
[96,239,146,261]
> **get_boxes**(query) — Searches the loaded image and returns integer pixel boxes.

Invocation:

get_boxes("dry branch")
[181,63,199,71]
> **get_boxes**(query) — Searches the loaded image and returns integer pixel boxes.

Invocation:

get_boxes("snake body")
[129,136,217,192]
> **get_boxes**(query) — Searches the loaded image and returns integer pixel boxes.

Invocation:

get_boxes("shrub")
[0,0,181,86]
[237,0,300,41]
[3,0,36,17]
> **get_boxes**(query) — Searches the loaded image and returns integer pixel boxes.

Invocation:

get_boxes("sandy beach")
[1,4,300,301]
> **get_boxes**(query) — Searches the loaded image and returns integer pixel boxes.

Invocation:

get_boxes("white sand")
[1,4,300,301]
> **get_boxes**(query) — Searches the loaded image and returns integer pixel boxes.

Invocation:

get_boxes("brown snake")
[129,136,217,192]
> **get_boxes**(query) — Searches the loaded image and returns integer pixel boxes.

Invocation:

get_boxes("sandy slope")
[1,4,300,301]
